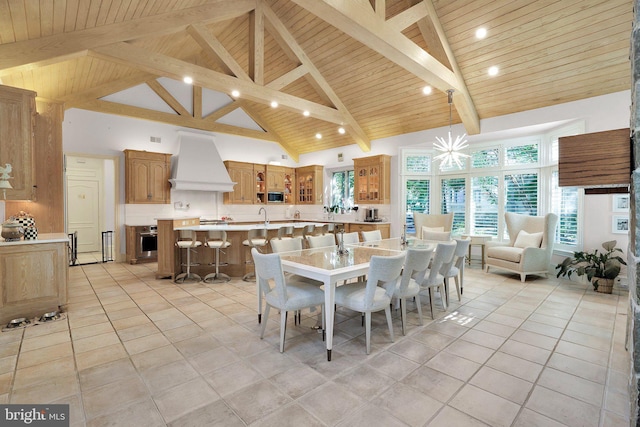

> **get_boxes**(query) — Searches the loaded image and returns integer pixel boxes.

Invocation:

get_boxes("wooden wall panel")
[5,100,65,233]
[558,128,631,188]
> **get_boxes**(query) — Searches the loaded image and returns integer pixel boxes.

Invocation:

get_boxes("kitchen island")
[0,234,69,325]
[155,219,390,280]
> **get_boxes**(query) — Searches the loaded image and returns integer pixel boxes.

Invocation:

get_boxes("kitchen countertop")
[0,233,69,246]
[174,222,326,231]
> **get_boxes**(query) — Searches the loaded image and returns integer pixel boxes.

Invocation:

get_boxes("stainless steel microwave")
[267,192,284,203]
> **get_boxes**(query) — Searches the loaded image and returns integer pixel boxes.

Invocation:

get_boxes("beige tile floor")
[0,261,632,426]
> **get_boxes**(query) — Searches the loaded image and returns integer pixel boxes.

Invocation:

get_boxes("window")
[505,172,538,216]
[331,170,354,209]
[441,177,466,234]
[405,179,430,233]
[472,148,499,169]
[471,176,499,235]
[505,143,538,165]
[400,123,584,249]
[551,171,579,246]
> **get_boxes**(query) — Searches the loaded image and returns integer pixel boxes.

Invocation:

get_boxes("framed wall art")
[612,215,629,234]
[612,194,630,212]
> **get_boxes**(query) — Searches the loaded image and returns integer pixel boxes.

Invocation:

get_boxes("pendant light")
[433,89,469,169]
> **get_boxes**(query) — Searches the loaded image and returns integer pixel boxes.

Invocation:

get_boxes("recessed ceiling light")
[231,90,240,97]
[315,133,322,139]
[303,110,310,117]
[183,76,193,84]
[488,66,499,76]
[422,86,432,95]
[270,101,278,108]
[338,127,346,134]
[475,27,487,39]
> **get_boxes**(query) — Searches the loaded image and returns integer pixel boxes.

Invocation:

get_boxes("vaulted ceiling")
[0,0,631,161]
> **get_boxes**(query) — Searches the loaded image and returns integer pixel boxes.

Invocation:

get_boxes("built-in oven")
[135,225,158,262]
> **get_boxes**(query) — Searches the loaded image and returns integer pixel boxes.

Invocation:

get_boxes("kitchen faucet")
[258,207,268,226]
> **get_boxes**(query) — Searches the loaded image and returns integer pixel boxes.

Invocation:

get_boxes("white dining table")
[277,237,435,361]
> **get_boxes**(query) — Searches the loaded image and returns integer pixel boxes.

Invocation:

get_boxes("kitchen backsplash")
[124,189,391,225]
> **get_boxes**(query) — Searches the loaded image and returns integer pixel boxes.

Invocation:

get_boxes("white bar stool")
[204,230,231,283]
[175,230,202,283]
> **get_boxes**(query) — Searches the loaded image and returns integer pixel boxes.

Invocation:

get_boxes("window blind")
[405,179,430,234]
[471,176,499,236]
[441,177,466,234]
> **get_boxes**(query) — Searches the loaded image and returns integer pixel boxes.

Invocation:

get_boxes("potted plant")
[555,240,626,294]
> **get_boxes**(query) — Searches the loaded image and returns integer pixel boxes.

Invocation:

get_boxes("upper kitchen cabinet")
[124,150,171,204]
[354,155,391,204]
[266,165,285,192]
[255,164,266,204]
[223,161,255,204]
[296,165,323,205]
[0,85,36,200]
[284,168,295,204]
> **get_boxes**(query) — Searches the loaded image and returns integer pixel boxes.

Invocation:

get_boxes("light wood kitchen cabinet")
[0,238,68,325]
[266,165,285,192]
[124,150,171,204]
[224,161,255,204]
[354,154,391,204]
[296,165,323,205]
[284,168,295,204]
[349,222,390,239]
[255,164,266,204]
[0,85,36,200]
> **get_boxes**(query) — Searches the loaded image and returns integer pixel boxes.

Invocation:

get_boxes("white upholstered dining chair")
[361,229,382,242]
[307,234,336,248]
[391,247,433,335]
[441,238,471,305]
[418,241,456,319]
[252,248,325,353]
[334,253,405,354]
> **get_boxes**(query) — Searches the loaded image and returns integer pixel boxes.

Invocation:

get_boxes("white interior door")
[67,179,101,252]
[66,156,105,254]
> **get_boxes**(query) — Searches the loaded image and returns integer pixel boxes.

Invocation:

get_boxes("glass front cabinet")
[354,154,390,204]
[296,165,323,204]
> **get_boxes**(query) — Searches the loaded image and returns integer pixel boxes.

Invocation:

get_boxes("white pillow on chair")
[421,226,444,239]
[513,230,543,248]
[422,229,451,241]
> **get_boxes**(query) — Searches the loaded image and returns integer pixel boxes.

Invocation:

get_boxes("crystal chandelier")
[433,89,469,169]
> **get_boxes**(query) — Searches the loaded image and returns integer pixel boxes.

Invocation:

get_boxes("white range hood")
[169,131,236,192]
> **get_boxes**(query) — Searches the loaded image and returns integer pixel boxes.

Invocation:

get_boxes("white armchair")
[413,212,453,239]
[485,212,558,282]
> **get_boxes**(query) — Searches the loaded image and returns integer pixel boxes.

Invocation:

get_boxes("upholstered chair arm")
[520,247,550,270]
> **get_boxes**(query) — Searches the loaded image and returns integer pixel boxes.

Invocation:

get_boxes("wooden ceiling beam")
[266,65,309,90]
[0,0,255,77]
[263,4,371,151]
[146,79,191,116]
[78,99,278,142]
[58,71,153,109]
[249,3,265,85]
[187,23,251,81]
[421,0,479,134]
[89,42,346,124]
[292,0,480,135]
[387,2,429,32]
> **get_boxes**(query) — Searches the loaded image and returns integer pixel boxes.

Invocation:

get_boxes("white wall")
[62,90,631,259]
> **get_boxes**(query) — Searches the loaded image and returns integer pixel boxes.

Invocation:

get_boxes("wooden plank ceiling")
[0,0,631,161]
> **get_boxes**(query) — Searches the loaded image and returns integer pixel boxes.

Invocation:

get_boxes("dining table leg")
[324,279,336,361]
[256,276,262,324]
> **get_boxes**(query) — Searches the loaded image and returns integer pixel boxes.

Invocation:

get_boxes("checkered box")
[23,226,38,240]
[15,217,35,229]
